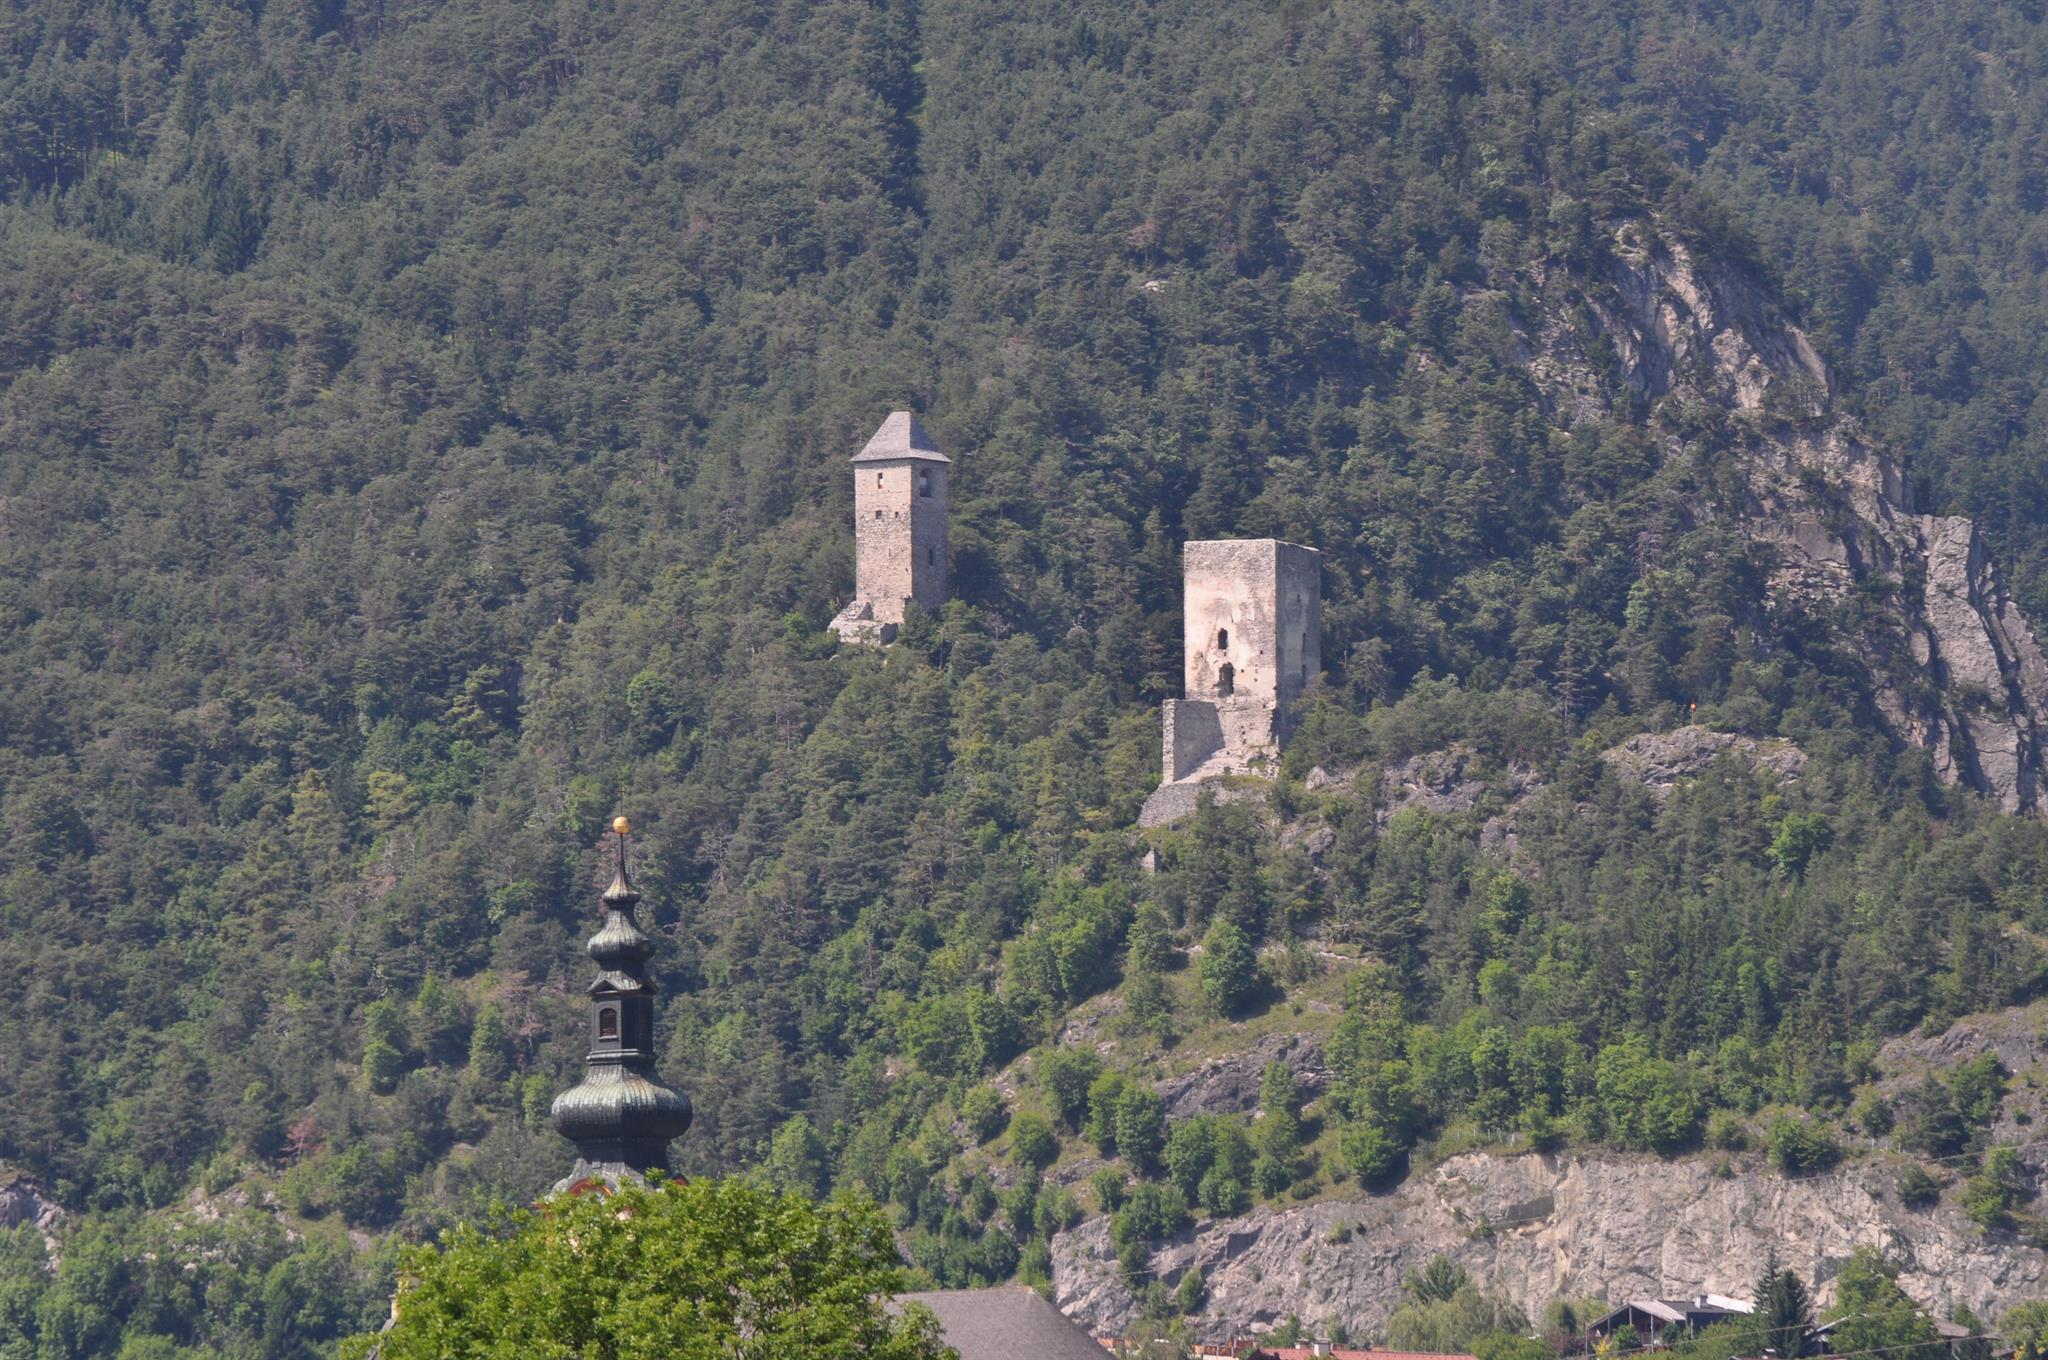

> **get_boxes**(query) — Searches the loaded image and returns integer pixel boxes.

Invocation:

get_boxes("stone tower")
[1180,539,1322,721]
[1142,539,1322,825]
[829,411,950,644]
[550,816,693,1190]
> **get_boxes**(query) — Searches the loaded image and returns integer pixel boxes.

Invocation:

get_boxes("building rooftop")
[1590,1295,1755,1331]
[894,1287,1107,1360]
[852,409,950,463]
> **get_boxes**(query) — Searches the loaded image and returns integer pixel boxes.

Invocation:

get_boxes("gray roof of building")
[1592,1297,1756,1330]
[851,410,950,463]
[894,1287,1106,1360]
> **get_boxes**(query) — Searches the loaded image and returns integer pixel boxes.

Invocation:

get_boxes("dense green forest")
[3,0,2048,1354]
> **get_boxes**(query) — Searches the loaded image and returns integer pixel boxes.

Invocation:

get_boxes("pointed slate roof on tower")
[851,409,950,463]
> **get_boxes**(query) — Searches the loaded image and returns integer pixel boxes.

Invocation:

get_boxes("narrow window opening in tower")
[1218,663,1235,697]
[874,509,883,519]
[919,469,932,498]
[1301,662,1309,684]
[927,547,935,566]
[598,1007,618,1040]
[877,472,884,488]
[1217,628,1229,650]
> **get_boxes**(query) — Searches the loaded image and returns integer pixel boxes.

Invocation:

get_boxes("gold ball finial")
[613,816,631,836]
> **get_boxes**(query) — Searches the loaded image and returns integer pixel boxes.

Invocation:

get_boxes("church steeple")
[549,816,693,1189]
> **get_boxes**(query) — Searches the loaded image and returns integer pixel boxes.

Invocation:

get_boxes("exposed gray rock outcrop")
[1601,727,1807,801]
[0,1167,64,1258]
[1377,746,1542,827]
[1524,226,2048,815]
[1911,515,2048,812]
[1051,1147,2046,1342]
[1304,728,1807,863]
[1156,1033,1328,1120]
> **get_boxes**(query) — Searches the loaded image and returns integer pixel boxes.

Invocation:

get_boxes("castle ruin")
[830,410,951,645]
[1142,539,1322,825]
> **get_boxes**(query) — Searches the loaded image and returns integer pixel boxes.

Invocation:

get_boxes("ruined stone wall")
[1162,698,1280,781]
[853,458,947,624]
[1162,699,1223,781]
[1145,539,1323,823]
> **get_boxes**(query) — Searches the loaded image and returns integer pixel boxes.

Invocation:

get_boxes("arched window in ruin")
[598,1007,619,1040]
[1217,628,1229,650]
[1218,663,1235,697]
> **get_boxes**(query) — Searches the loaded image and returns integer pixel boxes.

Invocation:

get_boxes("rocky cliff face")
[1527,225,2048,814]
[1051,1144,2047,1341]
[0,1167,63,1258]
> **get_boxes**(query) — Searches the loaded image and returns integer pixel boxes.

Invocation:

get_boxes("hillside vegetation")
[2,0,2048,1355]
[1439,0,2048,613]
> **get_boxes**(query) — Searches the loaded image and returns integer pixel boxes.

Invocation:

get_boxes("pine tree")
[1755,1249,1816,1357]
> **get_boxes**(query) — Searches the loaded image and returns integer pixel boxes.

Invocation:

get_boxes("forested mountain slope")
[3,0,2048,1354]
[1437,0,2048,616]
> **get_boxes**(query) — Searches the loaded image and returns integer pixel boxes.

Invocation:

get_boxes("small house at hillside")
[893,1286,1111,1359]
[1587,1295,1755,1345]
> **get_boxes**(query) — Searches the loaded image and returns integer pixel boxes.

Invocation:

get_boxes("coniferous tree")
[1754,1249,1817,1357]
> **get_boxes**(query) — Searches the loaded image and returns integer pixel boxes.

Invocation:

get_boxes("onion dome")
[549,816,692,1189]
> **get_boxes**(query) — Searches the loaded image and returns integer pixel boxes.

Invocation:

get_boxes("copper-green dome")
[550,1066,694,1146]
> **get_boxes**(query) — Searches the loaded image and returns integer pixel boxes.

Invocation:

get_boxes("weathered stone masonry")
[1144,539,1322,825]
[831,411,951,644]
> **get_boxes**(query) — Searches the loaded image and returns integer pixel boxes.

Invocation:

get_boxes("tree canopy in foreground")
[339,1177,955,1360]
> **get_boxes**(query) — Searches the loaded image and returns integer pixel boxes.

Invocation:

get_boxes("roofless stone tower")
[829,410,951,644]
[549,816,692,1189]
[1140,539,1322,826]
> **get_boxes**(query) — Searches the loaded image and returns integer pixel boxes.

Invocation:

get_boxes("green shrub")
[1705,1110,1750,1151]
[1009,1113,1059,1172]
[1339,1120,1408,1189]
[1091,1166,1129,1213]
[959,1086,1010,1145]
[1854,1091,1894,1138]
[1085,1071,1128,1155]
[1038,1049,1103,1133]
[1896,1163,1941,1208]
[1110,1183,1190,1282]
[1197,919,1263,1017]
[1592,1037,1703,1153]
[1962,1146,2025,1230]
[1114,1087,1167,1176]
[1767,1116,1843,1175]
[1174,1267,1207,1315]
